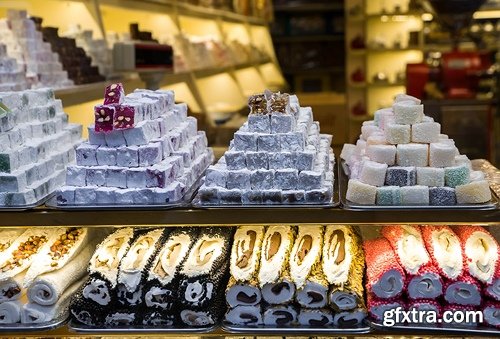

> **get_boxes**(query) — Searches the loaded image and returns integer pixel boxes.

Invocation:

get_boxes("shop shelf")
[274,3,344,12]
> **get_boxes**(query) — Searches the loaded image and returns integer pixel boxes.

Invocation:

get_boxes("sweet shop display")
[0,227,104,324]
[41,25,105,85]
[224,225,367,328]
[0,10,73,89]
[54,83,214,206]
[340,94,492,206]
[0,44,28,92]
[70,226,233,327]
[198,90,335,205]
[0,88,83,206]
[365,225,500,329]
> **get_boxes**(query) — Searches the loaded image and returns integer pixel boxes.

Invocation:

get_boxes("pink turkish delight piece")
[94,105,115,132]
[103,83,125,105]
[114,105,136,130]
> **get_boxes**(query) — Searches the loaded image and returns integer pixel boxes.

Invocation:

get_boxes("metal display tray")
[368,319,499,336]
[0,313,68,332]
[222,322,371,335]
[68,320,217,334]
[191,162,340,209]
[45,164,208,210]
[339,160,498,210]
[0,193,54,212]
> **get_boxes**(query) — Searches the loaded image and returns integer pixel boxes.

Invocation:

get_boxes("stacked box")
[55,83,214,205]
[198,91,335,205]
[0,10,73,89]
[0,88,83,206]
[0,43,28,92]
[341,94,491,206]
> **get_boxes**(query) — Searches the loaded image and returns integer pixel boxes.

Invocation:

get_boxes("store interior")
[0,0,499,337]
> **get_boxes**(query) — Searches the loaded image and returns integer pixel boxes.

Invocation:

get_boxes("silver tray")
[44,164,209,210]
[339,160,498,210]
[0,193,55,212]
[368,319,499,335]
[222,322,371,335]
[68,320,217,334]
[191,162,340,209]
[0,312,68,332]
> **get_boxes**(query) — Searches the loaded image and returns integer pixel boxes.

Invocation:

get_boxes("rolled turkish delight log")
[407,264,443,300]
[0,300,22,323]
[0,228,54,302]
[140,309,178,327]
[442,304,479,327]
[144,227,199,311]
[224,305,263,326]
[421,225,463,280]
[178,227,232,311]
[363,238,405,299]
[226,226,265,308]
[454,225,499,285]
[0,230,23,253]
[21,277,85,323]
[485,263,500,301]
[297,308,333,326]
[407,299,441,318]
[367,293,405,322]
[179,287,225,327]
[116,228,165,306]
[290,225,328,308]
[444,273,481,306]
[323,225,365,312]
[381,225,430,275]
[26,228,106,306]
[83,227,135,306]
[104,309,136,327]
[70,286,106,326]
[259,225,296,305]
[333,308,367,327]
[263,304,298,326]
[483,301,500,328]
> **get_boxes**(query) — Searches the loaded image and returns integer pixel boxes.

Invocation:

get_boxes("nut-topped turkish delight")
[103,83,125,105]
[197,90,334,205]
[55,84,214,206]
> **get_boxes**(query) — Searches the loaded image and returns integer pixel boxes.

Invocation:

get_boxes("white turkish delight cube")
[257,134,280,152]
[262,189,282,204]
[274,169,298,190]
[74,186,97,204]
[87,126,106,146]
[172,148,192,167]
[245,151,268,170]
[299,171,323,190]
[281,190,305,204]
[305,186,332,203]
[146,165,174,188]
[219,188,242,204]
[122,121,152,146]
[65,123,82,143]
[248,114,271,133]
[138,142,163,167]
[66,165,86,186]
[186,116,198,138]
[134,188,157,204]
[18,146,35,168]
[104,129,126,147]
[280,132,305,152]
[164,155,184,178]
[174,103,188,120]
[161,136,173,158]
[8,129,23,148]
[95,187,116,205]
[126,168,147,188]
[271,113,295,134]
[116,146,139,167]
[105,167,127,188]
[115,188,136,205]
[0,171,27,192]
[56,186,75,205]
[250,169,274,190]
[205,166,228,188]
[234,131,257,151]
[75,143,98,166]
[242,190,263,204]
[268,152,294,170]
[227,169,252,189]
[86,167,107,187]
[3,190,37,206]
[167,129,182,151]
[96,146,118,166]
[225,151,246,170]
[25,166,38,186]
[198,185,219,204]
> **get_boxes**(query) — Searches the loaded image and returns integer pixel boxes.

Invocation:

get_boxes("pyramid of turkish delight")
[0,43,28,92]
[0,10,73,89]
[55,83,214,205]
[341,94,492,206]
[198,91,335,205]
[0,88,82,206]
